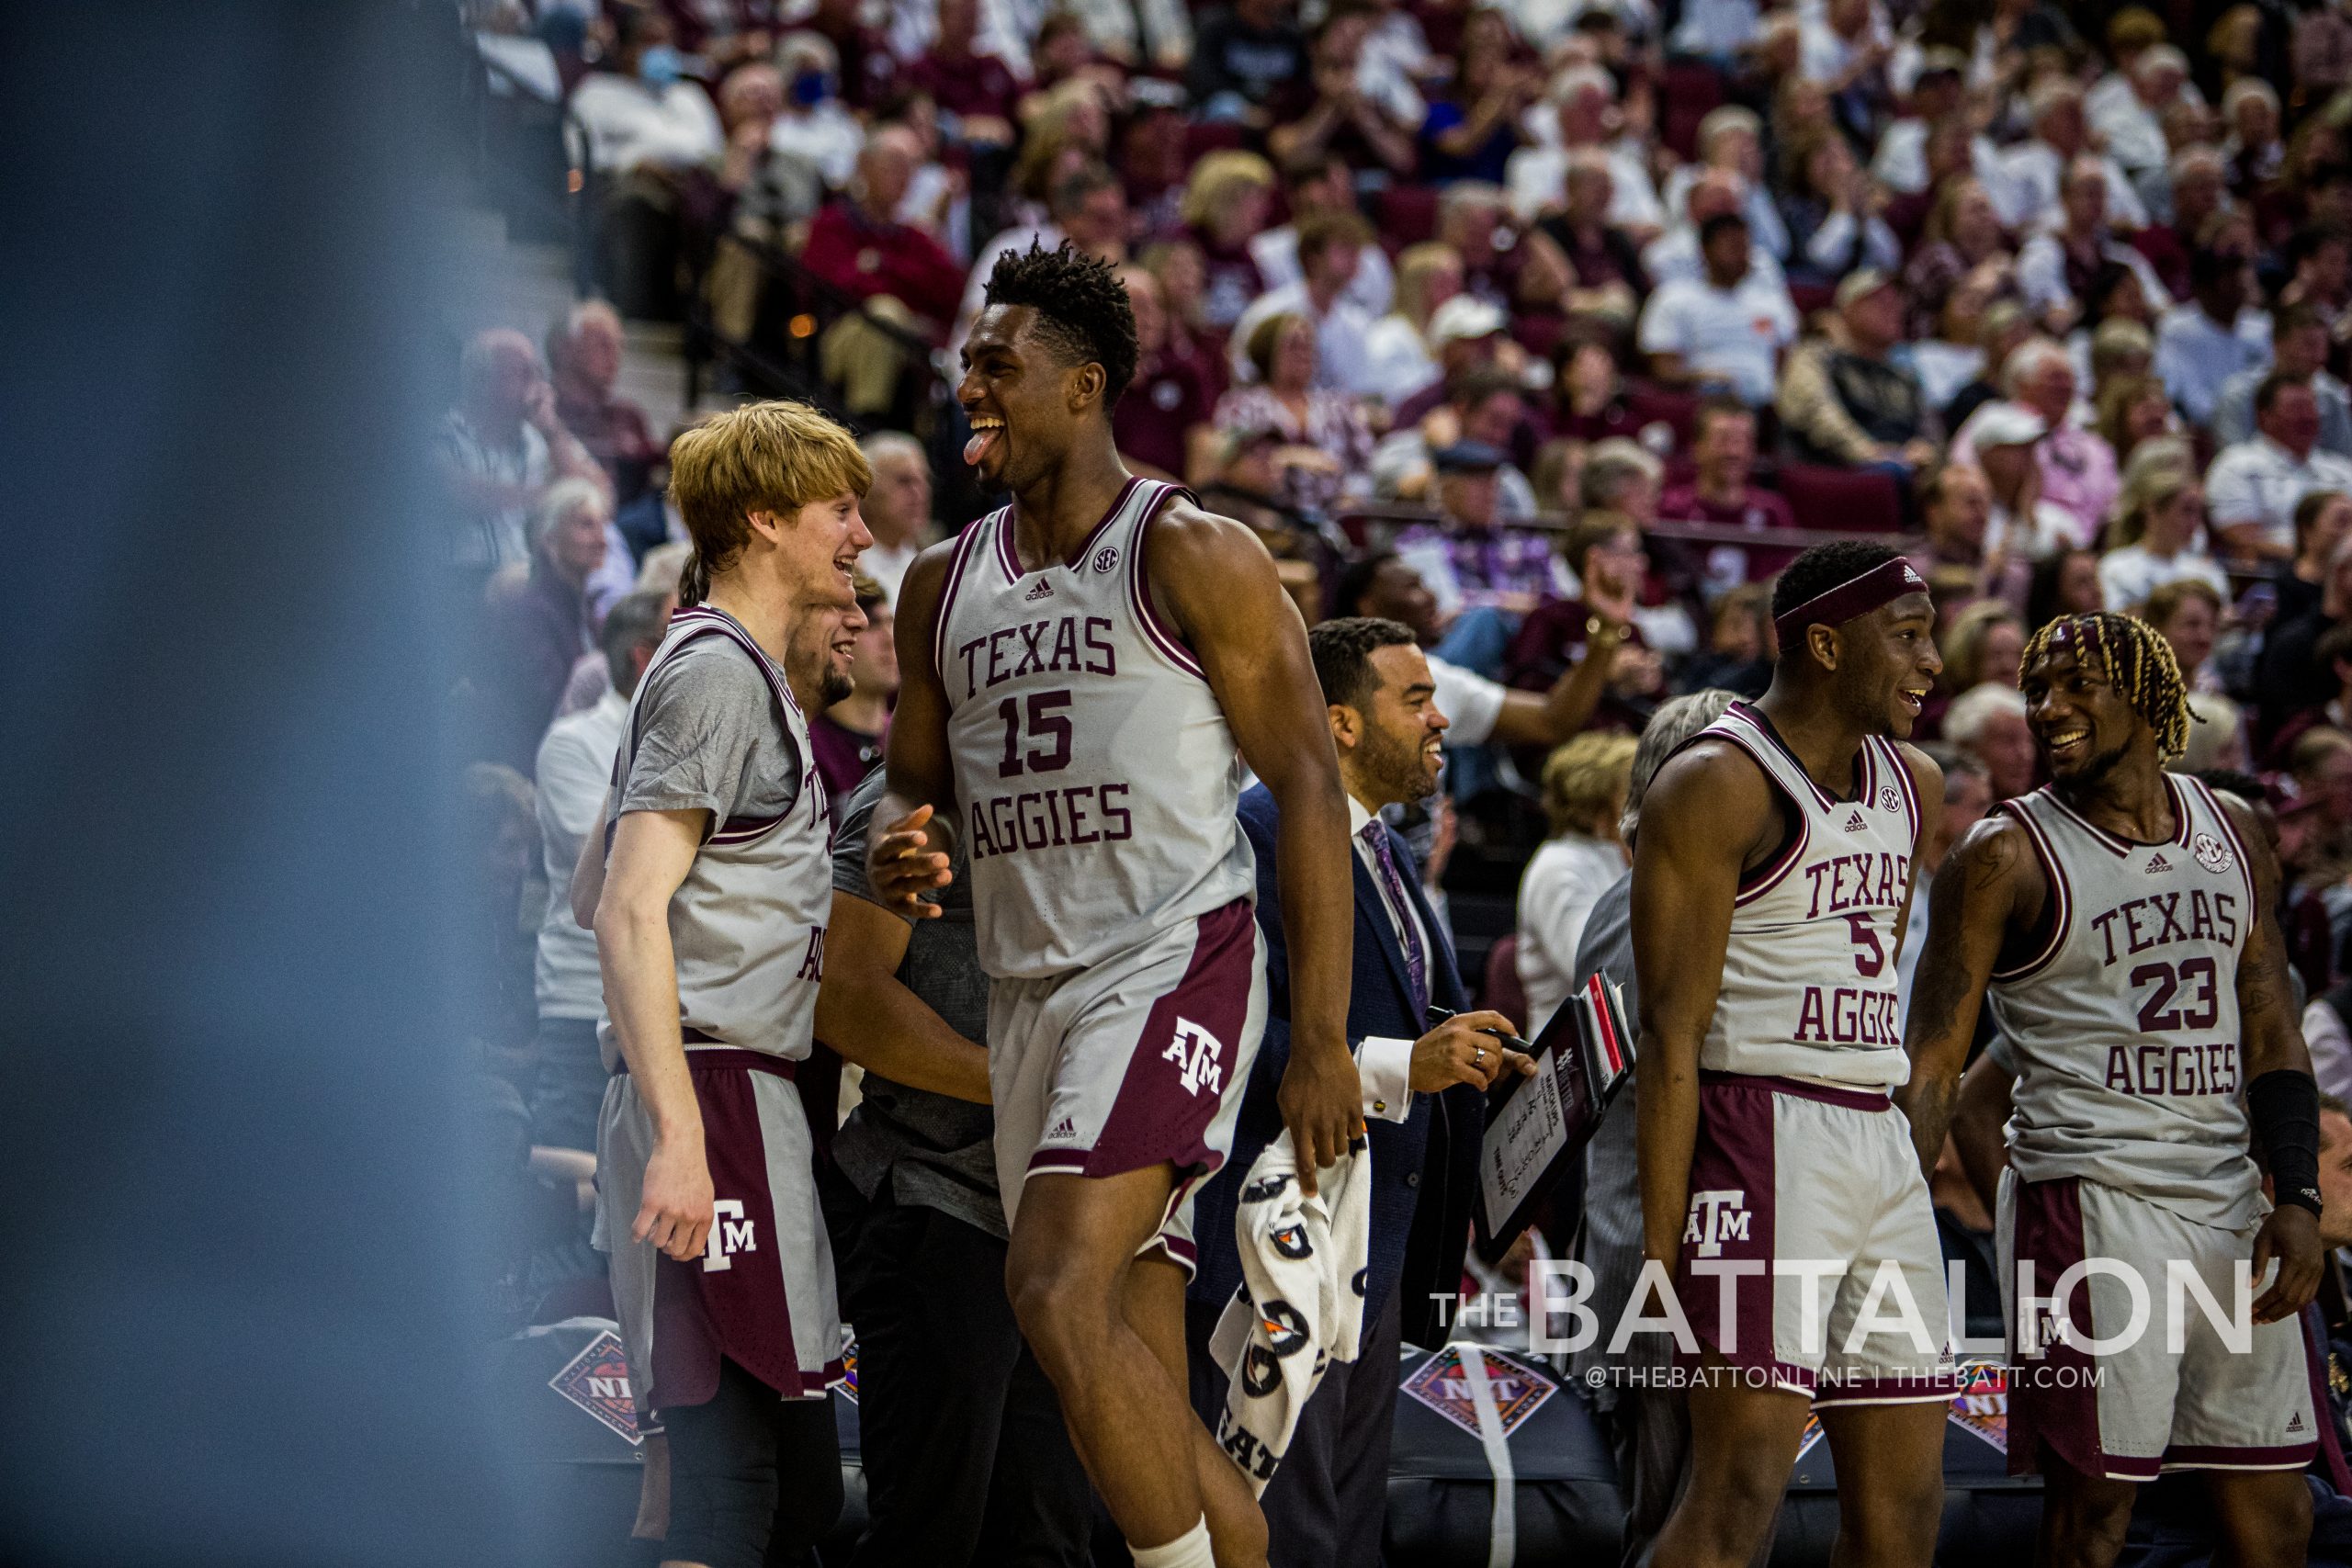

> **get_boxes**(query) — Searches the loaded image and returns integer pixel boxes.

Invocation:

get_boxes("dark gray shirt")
[829,772,1003,1235]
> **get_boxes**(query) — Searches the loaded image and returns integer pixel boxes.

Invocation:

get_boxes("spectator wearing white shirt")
[1250,152,1396,321]
[2206,376,2352,559]
[1637,210,1798,409]
[1515,732,1637,1033]
[1669,0,1759,62]
[767,32,865,189]
[567,8,724,178]
[854,432,936,605]
[2211,304,2352,457]
[2014,155,2171,333]
[1990,78,2149,233]
[2087,44,2188,186]
[1228,209,1382,394]
[1870,50,1996,193]
[2097,467,2229,610]
[2153,248,2271,426]
[529,589,669,1154]
[436,328,611,571]
[1640,168,1792,295]
[1504,67,1664,237]
[1962,400,2079,561]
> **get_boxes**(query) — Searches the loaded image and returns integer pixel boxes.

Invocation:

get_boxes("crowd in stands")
[451,0,2352,1539]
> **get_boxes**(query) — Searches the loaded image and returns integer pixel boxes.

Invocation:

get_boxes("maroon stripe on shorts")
[1679,1076,1804,1388]
[1702,1070,1890,1112]
[618,1043,797,1077]
[2163,1441,2321,1470]
[650,1058,812,1408]
[2006,1176,2109,1480]
[1083,898,1257,1181]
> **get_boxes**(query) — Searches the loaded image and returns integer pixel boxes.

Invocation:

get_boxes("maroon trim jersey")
[934,478,1255,979]
[1986,774,2264,1228]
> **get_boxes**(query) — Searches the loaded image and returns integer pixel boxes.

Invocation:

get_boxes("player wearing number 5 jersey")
[870,242,1361,1568]
[1632,540,1955,1568]
[1899,612,2324,1568]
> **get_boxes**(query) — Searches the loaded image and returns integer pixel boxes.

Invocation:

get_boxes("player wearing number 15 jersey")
[871,242,1362,1568]
[1900,612,2324,1568]
[1632,541,1955,1568]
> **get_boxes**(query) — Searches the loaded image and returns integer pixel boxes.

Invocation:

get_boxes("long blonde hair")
[1179,150,1275,231]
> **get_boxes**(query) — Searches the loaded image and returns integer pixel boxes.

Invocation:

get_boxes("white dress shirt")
[1515,832,1629,1034]
[2207,434,2352,553]
[1349,793,1429,1120]
[1228,281,1382,397]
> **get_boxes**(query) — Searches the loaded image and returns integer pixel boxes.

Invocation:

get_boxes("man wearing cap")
[1391,442,1564,620]
[1778,271,1940,470]
[1637,210,1798,410]
[1957,399,2082,559]
[2208,375,2352,560]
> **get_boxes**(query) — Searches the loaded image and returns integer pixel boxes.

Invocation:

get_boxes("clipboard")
[1469,971,1636,1256]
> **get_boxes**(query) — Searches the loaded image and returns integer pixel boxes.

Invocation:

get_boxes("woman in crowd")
[2278,489,2352,623]
[1774,128,1901,288]
[2093,371,2176,470]
[1138,237,1227,405]
[1513,730,1640,1033]
[1362,243,1466,407]
[2026,547,2104,632]
[1902,261,2005,414]
[1178,150,1276,329]
[1940,599,2026,697]
[2143,576,2224,689]
[1212,311,1376,517]
[2098,468,2228,609]
[1418,8,1530,185]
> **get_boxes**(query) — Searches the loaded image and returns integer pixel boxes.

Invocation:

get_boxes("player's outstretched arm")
[2220,793,2325,1323]
[1150,499,1361,1187]
[1628,741,1770,1278]
[1896,815,2040,1178]
[595,806,717,1262]
[871,543,963,919]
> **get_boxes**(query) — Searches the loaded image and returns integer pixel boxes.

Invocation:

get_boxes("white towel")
[1208,1130,1374,1495]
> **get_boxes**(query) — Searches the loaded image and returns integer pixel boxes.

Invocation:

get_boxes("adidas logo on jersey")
[1046,1116,1077,1141]
[2144,853,2172,874]
[2290,1411,2307,1433]
[1024,579,1055,601]
[1843,809,1869,832]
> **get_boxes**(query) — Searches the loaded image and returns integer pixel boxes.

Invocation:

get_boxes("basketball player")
[869,242,1361,1568]
[1631,540,1956,1568]
[1899,611,2324,1568]
[578,401,873,1568]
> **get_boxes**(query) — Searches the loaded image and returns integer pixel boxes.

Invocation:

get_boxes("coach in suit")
[1186,616,1532,1568]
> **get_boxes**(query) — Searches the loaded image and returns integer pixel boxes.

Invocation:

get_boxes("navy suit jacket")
[1188,784,1485,1351]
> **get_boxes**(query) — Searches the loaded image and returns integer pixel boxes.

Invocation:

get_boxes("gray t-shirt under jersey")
[828,771,1003,1236]
[619,635,802,829]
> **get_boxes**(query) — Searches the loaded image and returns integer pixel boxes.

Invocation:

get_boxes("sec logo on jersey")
[2192,831,2234,875]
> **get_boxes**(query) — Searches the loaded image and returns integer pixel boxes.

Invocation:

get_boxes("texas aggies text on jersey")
[933,477,1255,980]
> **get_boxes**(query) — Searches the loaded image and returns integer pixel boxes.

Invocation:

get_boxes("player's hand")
[635,1133,716,1263]
[867,804,952,919]
[1410,1011,1531,1092]
[2251,1203,2324,1323]
[1279,1043,1364,1195]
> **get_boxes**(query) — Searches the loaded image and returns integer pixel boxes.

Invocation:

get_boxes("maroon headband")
[1773,558,1929,645]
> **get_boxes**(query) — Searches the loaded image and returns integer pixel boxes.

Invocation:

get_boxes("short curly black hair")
[982,240,1139,405]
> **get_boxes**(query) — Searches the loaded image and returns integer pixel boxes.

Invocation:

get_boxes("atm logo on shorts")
[702,1199,759,1272]
[1683,1189,1751,1258]
[1164,1018,1225,1097]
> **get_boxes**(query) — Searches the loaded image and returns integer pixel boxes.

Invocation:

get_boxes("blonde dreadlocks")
[2019,611,2193,763]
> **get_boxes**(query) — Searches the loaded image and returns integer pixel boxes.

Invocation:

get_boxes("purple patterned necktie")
[1362,820,1429,1016]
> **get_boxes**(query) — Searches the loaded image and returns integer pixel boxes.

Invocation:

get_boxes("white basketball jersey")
[1985,774,2263,1228]
[934,478,1255,980]
[608,605,832,1058]
[1688,702,1920,1089]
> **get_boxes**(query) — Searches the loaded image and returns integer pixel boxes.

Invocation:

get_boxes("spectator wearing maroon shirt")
[1179,152,1277,331]
[1657,398,1798,591]
[803,127,969,414]
[1114,265,1211,479]
[901,0,1018,146]
[802,0,899,109]
[809,578,894,815]
[547,299,663,515]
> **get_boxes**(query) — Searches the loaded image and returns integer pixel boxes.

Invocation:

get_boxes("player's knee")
[1842,1470,1944,1555]
[1681,1450,1788,1548]
[1005,1250,1111,1373]
[2220,1478,2312,1568]
[2045,1477,2135,1561]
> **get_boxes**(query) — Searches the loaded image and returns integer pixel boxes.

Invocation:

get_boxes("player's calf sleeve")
[2248,1069,2323,1219]
[1130,1516,1216,1568]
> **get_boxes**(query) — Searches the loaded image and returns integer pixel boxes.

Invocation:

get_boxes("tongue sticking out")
[964,428,997,467]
